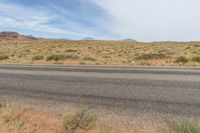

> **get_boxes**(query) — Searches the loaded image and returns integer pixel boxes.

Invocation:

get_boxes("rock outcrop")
[0,31,37,40]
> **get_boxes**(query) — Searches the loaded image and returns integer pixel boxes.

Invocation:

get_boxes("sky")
[0,0,200,41]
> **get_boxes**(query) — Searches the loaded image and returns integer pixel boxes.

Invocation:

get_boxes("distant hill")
[123,39,138,42]
[0,31,38,40]
[82,37,95,40]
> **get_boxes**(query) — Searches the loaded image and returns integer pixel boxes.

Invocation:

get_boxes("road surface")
[0,64,200,117]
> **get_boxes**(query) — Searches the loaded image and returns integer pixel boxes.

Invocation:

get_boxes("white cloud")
[0,2,90,37]
[94,0,200,41]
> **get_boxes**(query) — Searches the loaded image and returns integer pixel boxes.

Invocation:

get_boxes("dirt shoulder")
[0,96,170,133]
[1,96,200,133]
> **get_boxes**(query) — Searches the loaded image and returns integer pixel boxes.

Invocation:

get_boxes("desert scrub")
[2,109,15,124]
[99,124,113,133]
[83,56,97,61]
[173,120,200,133]
[32,55,44,61]
[175,56,189,63]
[135,53,167,60]
[46,54,66,61]
[65,49,77,53]
[61,108,97,133]
[65,54,80,60]
[191,56,200,63]
[1,109,24,129]
[0,54,9,60]
[46,54,80,61]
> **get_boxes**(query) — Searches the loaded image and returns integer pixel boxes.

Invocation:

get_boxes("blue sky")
[0,0,200,41]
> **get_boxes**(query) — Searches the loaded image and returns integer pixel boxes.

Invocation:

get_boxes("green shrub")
[46,54,66,61]
[32,55,44,61]
[175,56,189,63]
[136,53,166,60]
[65,49,77,53]
[99,124,113,133]
[173,120,200,133]
[83,56,97,61]
[191,56,200,63]
[61,108,97,133]
[2,110,15,124]
[46,54,79,61]
[65,54,80,60]
[0,55,9,60]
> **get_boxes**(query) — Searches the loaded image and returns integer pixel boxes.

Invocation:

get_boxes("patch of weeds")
[46,54,66,61]
[2,109,25,129]
[79,60,86,65]
[0,54,9,60]
[46,53,79,61]
[65,54,80,60]
[99,124,113,133]
[32,55,44,61]
[136,53,167,60]
[139,61,151,66]
[2,109,15,124]
[191,56,200,63]
[175,56,189,63]
[65,49,77,53]
[83,56,97,61]
[61,108,97,133]
[173,120,200,133]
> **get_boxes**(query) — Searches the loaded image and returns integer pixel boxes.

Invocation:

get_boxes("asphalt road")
[0,64,200,117]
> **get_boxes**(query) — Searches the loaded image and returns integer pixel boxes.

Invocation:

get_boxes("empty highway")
[0,64,200,117]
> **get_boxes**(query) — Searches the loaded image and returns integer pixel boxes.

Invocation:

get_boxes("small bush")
[32,55,44,61]
[191,56,200,63]
[65,49,77,53]
[136,53,166,60]
[46,54,80,61]
[173,120,200,133]
[83,56,97,61]
[0,55,9,60]
[65,54,80,60]
[2,109,15,124]
[46,54,66,61]
[2,109,24,129]
[61,108,97,133]
[175,56,189,63]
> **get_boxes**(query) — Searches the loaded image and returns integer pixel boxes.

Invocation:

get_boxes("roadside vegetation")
[61,108,97,133]
[0,54,9,61]
[172,120,200,133]
[0,102,199,133]
[1,40,200,66]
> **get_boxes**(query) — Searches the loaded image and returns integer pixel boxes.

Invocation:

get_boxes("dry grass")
[0,40,200,66]
[172,120,200,133]
[0,105,170,133]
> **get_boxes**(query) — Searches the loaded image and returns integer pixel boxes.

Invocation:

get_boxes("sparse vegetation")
[1,108,24,129]
[2,109,14,124]
[65,49,78,53]
[46,53,79,61]
[173,120,200,133]
[61,108,97,133]
[175,56,189,63]
[32,55,44,61]
[0,54,9,60]
[191,56,200,63]
[136,53,167,60]
[1,105,199,133]
[46,54,66,61]
[99,124,113,133]
[83,56,97,61]
[1,40,200,66]
[65,54,80,60]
